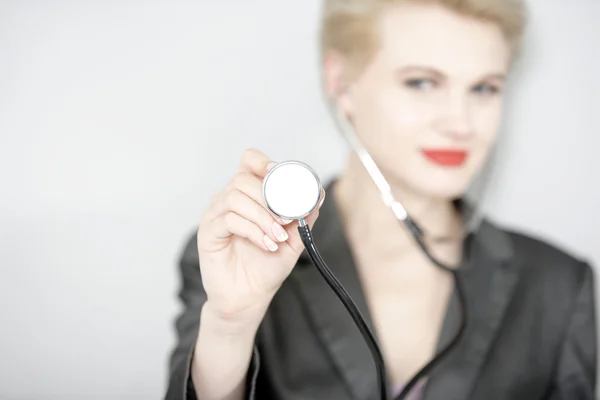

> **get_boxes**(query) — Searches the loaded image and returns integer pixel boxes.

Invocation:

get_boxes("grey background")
[0,1,598,399]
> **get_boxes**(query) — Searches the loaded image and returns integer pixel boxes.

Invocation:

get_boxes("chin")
[422,184,468,200]
[418,162,482,199]
[383,158,479,201]
[404,176,472,200]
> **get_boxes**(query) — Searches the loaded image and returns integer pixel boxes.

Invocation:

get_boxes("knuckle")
[200,198,219,222]
[223,189,239,208]
[224,179,235,193]
[198,209,209,225]
[223,212,235,229]
[208,190,220,204]
[231,171,249,188]
[251,224,265,241]
[258,217,275,236]
[242,148,258,163]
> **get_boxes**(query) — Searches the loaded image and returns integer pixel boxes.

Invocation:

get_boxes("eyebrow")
[395,65,506,82]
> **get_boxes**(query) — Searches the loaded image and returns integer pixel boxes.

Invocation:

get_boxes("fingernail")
[281,218,293,225]
[263,235,278,251]
[318,190,326,208]
[266,162,277,171]
[272,222,288,242]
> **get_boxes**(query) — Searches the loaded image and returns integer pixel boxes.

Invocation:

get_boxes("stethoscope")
[261,99,467,400]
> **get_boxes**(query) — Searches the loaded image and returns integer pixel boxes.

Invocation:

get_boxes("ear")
[323,51,354,117]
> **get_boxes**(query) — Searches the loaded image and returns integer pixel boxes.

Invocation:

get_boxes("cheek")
[472,100,503,144]
[381,87,436,127]
[354,87,435,146]
[468,101,503,171]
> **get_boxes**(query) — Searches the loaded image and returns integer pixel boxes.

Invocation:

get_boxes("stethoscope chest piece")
[262,161,322,221]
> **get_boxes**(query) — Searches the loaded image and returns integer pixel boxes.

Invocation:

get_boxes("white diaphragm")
[262,161,322,221]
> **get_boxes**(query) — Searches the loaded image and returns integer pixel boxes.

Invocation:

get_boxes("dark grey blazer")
[165,187,597,400]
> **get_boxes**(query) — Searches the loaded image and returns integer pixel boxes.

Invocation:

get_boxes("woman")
[166,1,596,399]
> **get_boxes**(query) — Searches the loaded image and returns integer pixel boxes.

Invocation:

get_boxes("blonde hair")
[320,0,528,77]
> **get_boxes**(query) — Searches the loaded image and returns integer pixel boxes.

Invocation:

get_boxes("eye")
[472,83,501,96]
[405,78,436,90]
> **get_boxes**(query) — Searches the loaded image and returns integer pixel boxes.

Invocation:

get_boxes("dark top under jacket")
[165,181,597,400]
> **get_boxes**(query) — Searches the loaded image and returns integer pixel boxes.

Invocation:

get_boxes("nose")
[435,92,474,140]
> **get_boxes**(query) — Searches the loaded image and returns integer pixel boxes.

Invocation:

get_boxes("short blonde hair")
[320,0,528,77]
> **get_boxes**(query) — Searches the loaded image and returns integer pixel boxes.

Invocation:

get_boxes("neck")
[333,153,463,260]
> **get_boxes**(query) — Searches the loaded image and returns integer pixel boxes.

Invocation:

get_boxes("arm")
[164,234,262,400]
[546,262,597,400]
[167,149,322,400]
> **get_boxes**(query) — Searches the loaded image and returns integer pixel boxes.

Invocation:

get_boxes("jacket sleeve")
[547,261,597,400]
[164,233,262,400]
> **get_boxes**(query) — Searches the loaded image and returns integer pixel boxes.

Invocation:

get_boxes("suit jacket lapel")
[423,220,521,400]
[291,188,380,400]
[290,180,521,400]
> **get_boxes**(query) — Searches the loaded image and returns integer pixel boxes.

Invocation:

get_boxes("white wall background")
[0,1,598,399]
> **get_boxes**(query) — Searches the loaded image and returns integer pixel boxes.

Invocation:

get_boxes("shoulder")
[486,219,594,293]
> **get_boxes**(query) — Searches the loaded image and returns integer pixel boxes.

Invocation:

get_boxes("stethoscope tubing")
[294,100,469,400]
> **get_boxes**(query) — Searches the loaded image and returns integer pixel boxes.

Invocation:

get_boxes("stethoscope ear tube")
[297,99,468,399]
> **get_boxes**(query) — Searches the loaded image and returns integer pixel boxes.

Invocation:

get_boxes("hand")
[197,148,325,325]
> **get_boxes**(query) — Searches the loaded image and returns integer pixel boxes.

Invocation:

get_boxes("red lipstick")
[421,149,468,167]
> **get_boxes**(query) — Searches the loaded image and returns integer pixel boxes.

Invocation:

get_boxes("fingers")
[238,148,274,179]
[212,211,279,252]
[225,171,291,226]
[308,189,326,229]
[209,188,289,250]
[301,188,325,230]
[204,148,326,254]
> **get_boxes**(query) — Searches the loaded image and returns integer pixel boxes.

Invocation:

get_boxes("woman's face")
[335,2,511,199]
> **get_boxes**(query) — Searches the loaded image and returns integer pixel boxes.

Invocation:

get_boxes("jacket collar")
[291,179,520,400]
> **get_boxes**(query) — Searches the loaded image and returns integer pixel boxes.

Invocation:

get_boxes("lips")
[421,149,468,167]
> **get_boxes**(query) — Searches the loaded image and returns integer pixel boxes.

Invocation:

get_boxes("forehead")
[373,2,511,75]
